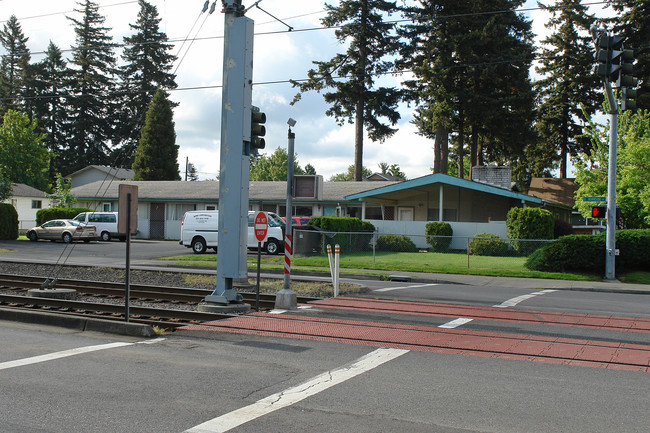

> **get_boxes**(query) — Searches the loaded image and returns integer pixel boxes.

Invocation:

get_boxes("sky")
[0,0,615,181]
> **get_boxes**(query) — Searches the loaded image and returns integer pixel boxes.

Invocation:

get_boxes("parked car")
[179,210,285,254]
[281,216,312,226]
[26,220,97,243]
[73,211,124,241]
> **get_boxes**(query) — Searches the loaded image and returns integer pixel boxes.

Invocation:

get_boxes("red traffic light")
[591,205,606,219]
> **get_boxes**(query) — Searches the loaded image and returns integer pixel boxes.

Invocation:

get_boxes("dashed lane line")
[183,347,409,433]
[0,338,166,371]
[493,289,558,308]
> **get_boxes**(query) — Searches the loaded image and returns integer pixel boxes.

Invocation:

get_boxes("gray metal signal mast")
[592,26,638,280]
[204,0,265,305]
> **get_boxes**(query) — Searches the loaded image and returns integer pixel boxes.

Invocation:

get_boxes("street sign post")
[254,211,268,311]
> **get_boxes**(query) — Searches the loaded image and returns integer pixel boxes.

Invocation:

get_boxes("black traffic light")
[591,205,606,219]
[616,46,637,89]
[621,86,637,111]
[250,106,266,150]
[595,35,627,83]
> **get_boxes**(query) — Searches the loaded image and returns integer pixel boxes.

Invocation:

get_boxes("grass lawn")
[156,250,606,282]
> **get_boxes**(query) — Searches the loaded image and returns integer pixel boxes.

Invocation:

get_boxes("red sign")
[254,211,268,242]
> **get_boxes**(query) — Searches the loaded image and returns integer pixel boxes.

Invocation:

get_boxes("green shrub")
[307,216,375,253]
[376,234,417,252]
[36,207,94,226]
[425,221,453,252]
[525,229,650,274]
[507,207,554,255]
[0,203,18,240]
[469,233,509,256]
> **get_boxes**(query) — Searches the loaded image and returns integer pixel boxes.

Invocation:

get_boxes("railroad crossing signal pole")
[205,0,254,304]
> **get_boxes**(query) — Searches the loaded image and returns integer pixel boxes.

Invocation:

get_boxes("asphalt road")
[2,239,650,432]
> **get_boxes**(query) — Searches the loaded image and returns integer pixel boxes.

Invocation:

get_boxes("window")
[102,202,112,212]
[170,204,196,220]
[31,200,42,209]
[206,205,217,210]
[398,207,414,221]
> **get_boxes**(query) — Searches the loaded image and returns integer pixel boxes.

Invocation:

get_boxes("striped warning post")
[284,234,292,274]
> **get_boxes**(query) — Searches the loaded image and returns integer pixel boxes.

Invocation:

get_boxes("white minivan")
[179,210,285,255]
[73,211,124,241]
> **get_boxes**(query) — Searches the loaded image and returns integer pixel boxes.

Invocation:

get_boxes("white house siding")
[368,219,508,250]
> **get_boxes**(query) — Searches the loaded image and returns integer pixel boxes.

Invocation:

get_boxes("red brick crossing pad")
[178,311,650,372]
[311,297,650,333]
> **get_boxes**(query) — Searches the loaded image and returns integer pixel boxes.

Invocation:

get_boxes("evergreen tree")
[304,163,317,175]
[400,1,536,182]
[31,42,71,179]
[64,0,118,175]
[117,0,177,165]
[535,0,599,179]
[132,89,179,180]
[0,15,30,116]
[291,0,402,181]
[611,0,650,110]
[329,164,372,181]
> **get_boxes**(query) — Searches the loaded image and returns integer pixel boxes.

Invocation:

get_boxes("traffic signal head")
[621,87,637,111]
[250,106,266,150]
[594,34,629,84]
[616,47,637,89]
[591,205,606,219]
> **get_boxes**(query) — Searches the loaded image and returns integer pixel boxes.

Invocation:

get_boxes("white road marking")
[268,309,287,314]
[438,318,473,329]
[375,283,437,293]
[183,347,409,433]
[0,338,165,371]
[493,289,557,308]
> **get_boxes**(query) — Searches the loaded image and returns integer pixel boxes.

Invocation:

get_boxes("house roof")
[344,172,567,208]
[70,180,399,203]
[11,183,46,198]
[527,177,578,209]
[65,165,134,180]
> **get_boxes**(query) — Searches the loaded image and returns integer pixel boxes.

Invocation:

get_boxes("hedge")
[425,222,453,252]
[525,229,650,274]
[307,216,375,253]
[376,234,417,252]
[36,207,94,226]
[0,203,18,240]
[507,207,554,255]
[469,233,509,256]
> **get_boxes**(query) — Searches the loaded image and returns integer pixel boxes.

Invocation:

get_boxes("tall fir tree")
[291,0,402,181]
[31,42,71,179]
[117,0,177,166]
[0,15,30,116]
[132,89,179,180]
[64,0,118,175]
[611,0,650,110]
[535,0,599,179]
[400,1,536,182]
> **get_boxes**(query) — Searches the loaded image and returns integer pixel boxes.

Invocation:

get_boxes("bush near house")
[469,233,509,256]
[0,203,18,240]
[376,234,417,252]
[308,216,375,253]
[36,207,94,226]
[525,229,650,274]
[507,207,554,255]
[425,222,453,252]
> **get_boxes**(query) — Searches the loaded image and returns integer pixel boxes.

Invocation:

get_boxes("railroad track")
[0,273,321,329]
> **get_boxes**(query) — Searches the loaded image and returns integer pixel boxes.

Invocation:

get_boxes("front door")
[150,203,165,239]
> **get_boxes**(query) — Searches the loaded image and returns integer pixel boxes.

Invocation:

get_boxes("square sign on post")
[254,211,268,243]
[118,184,138,235]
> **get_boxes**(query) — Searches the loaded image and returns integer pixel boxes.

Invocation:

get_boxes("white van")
[73,211,124,241]
[179,210,285,255]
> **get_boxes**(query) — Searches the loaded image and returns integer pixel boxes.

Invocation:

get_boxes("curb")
[0,307,157,338]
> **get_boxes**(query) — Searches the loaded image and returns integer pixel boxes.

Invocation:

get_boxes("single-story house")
[527,177,605,235]
[344,172,571,249]
[2,184,52,231]
[66,165,135,188]
[70,168,568,248]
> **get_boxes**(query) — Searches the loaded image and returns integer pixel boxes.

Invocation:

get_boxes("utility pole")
[204,0,254,305]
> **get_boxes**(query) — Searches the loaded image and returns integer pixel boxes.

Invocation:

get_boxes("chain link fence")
[293,229,554,269]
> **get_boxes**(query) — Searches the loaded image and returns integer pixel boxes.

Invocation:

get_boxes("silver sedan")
[26,219,97,243]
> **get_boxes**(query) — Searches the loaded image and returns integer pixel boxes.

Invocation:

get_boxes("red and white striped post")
[284,233,292,275]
